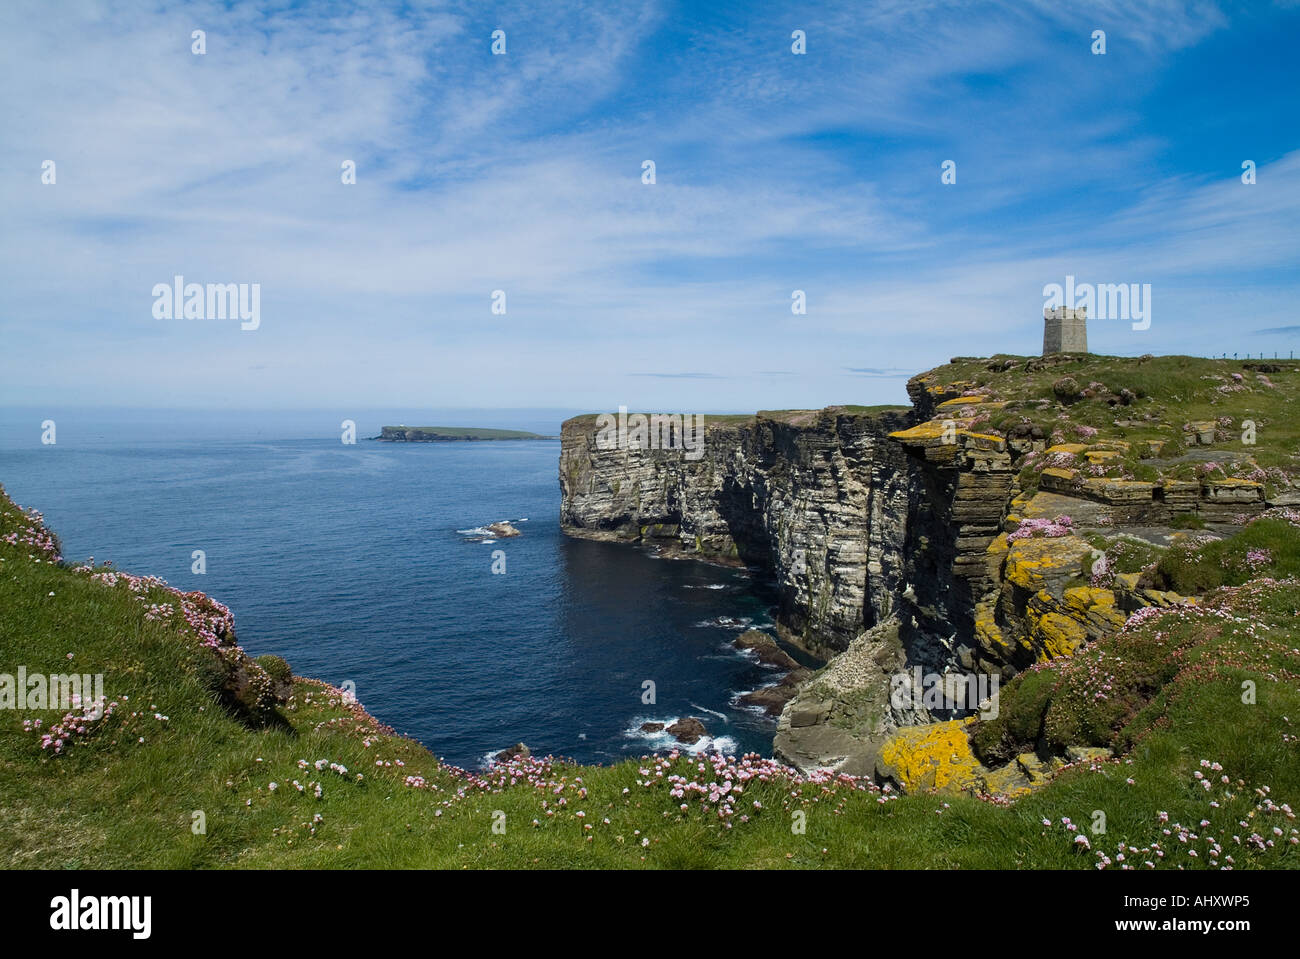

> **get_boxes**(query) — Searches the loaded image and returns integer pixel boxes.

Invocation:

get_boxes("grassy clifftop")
[3,478,1297,869]
[560,404,909,431]
[918,353,1300,500]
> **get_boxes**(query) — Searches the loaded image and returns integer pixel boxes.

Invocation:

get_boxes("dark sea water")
[0,408,795,768]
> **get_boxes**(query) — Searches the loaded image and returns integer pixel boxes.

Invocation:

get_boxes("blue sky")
[2,0,1298,413]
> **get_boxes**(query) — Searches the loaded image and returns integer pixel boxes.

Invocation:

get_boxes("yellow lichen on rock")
[889,421,1007,453]
[964,431,1008,451]
[1062,586,1115,612]
[975,601,1011,659]
[981,763,1036,799]
[1003,535,1091,590]
[935,396,1007,410]
[1038,467,1077,489]
[1035,612,1088,660]
[889,421,952,443]
[1084,449,1122,464]
[1114,571,1142,590]
[877,719,984,794]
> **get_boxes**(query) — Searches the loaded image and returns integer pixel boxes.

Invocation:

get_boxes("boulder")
[788,701,833,728]
[1187,421,1217,446]
[1002,534,1093,593]
[494,743,530,762]
[734,629,801,670]
[667,717,707,745]
[1065,745,1114,764]
[875,719,984,794]
[739,685,797,716]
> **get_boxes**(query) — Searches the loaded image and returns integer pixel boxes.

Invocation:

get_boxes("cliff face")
[559,354,1291,780]
[559,401,1017,668]
[558,401,1020,772]
[560,408,916,656]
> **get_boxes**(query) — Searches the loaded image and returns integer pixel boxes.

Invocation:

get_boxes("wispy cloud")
[631,373,725,379]
[844,367,914,378]
[1,0,1297,412]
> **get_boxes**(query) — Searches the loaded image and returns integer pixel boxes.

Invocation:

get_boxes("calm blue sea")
[0,408,794,768]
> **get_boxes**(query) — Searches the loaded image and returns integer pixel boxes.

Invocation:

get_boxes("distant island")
[373,426,554,442]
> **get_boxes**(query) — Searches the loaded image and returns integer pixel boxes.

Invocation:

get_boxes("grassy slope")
[4,489,1297,869]
[932,353,1300,494]
[3,352,1299,869]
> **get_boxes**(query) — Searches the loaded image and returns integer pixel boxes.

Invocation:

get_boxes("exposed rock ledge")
[773,619,924,776]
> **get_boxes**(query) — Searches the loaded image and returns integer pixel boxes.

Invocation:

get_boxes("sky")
[1,0,1298,414]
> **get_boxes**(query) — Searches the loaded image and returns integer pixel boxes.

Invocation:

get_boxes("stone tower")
[1043,306,1087,355]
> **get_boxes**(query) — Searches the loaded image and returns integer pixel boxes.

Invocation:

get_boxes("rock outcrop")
[733,628,810,716]
[772,619,926,776]
[558,355,1295,790]
[559,401,1013,774]
[667,717,707,745]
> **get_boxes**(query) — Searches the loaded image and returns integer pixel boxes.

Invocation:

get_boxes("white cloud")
[0,0,1293,413]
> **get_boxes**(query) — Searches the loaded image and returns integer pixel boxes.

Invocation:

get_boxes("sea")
[0,407,802,769]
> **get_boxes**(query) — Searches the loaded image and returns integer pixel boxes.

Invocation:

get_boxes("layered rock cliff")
[559,354,1298,787]
[559,407,916,656]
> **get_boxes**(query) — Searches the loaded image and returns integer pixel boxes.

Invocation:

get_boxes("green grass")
[3,485,1298,869]
[932,354,1300,496]
[1082,532,1164,576]
[1151,516,1300,593]
[973,571,1300,799]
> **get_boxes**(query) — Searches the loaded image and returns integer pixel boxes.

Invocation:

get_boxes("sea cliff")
[559,354,1300,782]
[560,407,913,656]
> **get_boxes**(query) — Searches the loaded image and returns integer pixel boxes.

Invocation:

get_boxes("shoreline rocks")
[494,743,531,762]
[733,629,801,670]
[737,670,810,716]
[732,629,813,716]
[666,717,707,745]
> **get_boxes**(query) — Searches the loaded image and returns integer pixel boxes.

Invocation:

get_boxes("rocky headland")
[559,354,1300,795]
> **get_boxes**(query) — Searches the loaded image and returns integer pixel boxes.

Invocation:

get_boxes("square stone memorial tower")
[1043,306,1087,355]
